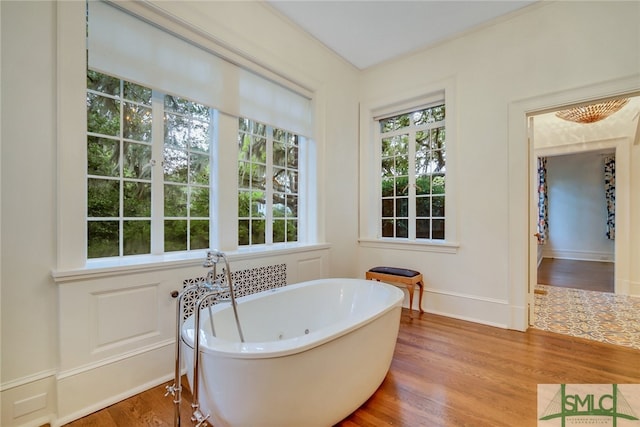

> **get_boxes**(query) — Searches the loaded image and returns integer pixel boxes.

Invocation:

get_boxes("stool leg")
[407,284,415,317]
[417,281,424,313]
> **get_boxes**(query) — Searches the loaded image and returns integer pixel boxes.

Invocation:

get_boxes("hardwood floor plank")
[537,258,614,292]
[64,311,640,427]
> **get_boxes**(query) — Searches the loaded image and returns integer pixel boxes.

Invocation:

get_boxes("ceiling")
[267,0,538,70]
[265,1,639,140]
[534,96,640,147]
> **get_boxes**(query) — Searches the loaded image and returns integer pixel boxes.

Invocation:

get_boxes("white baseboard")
[629,280,640,298]
[55,341,174,426]
[0,373,57,427]
[419,288,511,330]
[541,250,614,262]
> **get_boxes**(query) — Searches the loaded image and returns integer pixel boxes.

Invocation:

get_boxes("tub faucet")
[201,250,244,342]
[203,249,222,268]
[188,250,245,427]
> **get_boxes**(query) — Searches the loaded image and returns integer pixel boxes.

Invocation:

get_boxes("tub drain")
[304,329,310,334]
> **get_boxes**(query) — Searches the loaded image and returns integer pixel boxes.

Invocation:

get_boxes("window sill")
[52,243,331,284]
[358,238,459,254]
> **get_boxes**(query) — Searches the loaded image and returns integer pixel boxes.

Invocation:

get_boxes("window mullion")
[408,128,417,240]
[118,80,125,257]
[265,126,274,245]
[150,89,165,254]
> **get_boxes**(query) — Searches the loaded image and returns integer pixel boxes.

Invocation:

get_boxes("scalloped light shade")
[555,98,629,124]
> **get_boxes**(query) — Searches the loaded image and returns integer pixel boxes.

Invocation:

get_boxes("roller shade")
[87,1,313,137]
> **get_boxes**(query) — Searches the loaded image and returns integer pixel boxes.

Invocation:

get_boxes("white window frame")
[54,1,319,274]
[358,79,459,253]
[378,104,445,240]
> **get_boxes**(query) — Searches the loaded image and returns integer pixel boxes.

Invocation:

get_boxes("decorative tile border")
[533,284,640,350]
[180,263,287,319]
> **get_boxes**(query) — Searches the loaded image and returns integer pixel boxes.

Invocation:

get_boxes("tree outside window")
[86,70,212,258]
[238,118,299,246]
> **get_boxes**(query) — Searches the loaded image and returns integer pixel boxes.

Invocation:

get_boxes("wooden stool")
[366,266,424,314]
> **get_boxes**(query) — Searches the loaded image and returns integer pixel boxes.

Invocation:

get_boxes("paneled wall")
[54,249,329,424]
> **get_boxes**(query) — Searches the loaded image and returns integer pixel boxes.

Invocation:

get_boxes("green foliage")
[88,136,119,177]
[238,219,249,245]
[87,70,308,255]
[251,220,265,245]
[87,221,119,258]
[87,70,120,95]
[164,220,187,252]
[380,114,410,132]
[190,220,209,250]
[87,93,120,136]
[123,181,151,217]
[123,142,152,179]
[87,178,119,217]
[123,220,151,255]
[190,187,209,217]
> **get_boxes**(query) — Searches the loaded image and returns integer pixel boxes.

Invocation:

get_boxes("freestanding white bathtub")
[181,278,404,427]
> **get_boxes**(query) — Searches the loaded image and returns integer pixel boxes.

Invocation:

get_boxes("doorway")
[529,94,638,303]
[506,76,639,332]
[534,149,616,294]
[525,95,638,346]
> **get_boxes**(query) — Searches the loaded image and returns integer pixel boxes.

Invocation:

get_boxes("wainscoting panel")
[297,257,323,283]
[0,373,57,427]
[92,284,159,351]
[58,272,178,372]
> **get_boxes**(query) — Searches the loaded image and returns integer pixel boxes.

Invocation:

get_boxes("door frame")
[507,74,640,331]
[532,138,628,295]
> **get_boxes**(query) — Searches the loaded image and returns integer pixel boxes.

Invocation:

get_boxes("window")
[69,1,315,266]
[163,95,212,252]
[238,118,299,246]
[379,104,445,240]
[87,70,213,258]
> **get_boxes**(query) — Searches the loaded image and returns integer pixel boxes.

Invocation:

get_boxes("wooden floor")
[63,310,640,427]
[537,258,614,293]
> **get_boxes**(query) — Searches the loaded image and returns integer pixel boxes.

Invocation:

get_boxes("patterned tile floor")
[533,284,640,350]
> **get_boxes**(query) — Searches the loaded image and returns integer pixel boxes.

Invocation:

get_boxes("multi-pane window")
[163,96,212,252]
[238,118,299,246]
[86,70,212,258]
[380,104,445,240]
[87,70,153,257]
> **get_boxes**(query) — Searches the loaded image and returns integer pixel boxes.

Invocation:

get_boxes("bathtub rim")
[181,278,404,359]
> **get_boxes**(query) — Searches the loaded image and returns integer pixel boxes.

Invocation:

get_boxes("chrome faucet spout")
[189,250,244,424]
[203,249,225,268]
[202,250,244,342]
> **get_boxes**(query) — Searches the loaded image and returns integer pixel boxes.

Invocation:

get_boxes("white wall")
[1,1,59,425]
[359,1,640,328]
[544,152,615,261]
[0,1,359,426]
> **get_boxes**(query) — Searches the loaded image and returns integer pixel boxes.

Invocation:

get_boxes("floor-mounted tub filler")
[170,254,404,427]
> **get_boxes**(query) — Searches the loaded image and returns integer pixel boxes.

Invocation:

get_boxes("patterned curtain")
[604,155,615,240]
[537,157,548,245]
